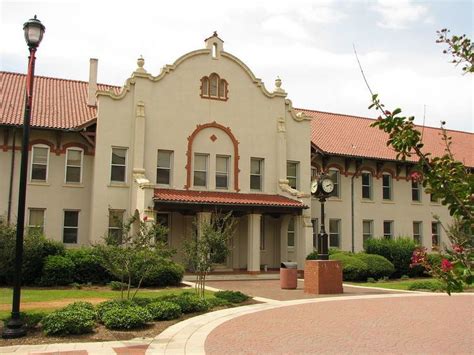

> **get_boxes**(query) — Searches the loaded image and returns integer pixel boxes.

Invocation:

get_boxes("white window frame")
[383,220,393,239]
[260,216,265,251]
[63,210,79,244]
[110,147,128,183]
[250,158,264,191]
[361,171,372,200]
[108,209,124,241]
[28,208,45,234]
[412,180,422,202]
[431,221,441,249]
[382,173,392,200]
[157,150,173,186]
[362,220,373,244]
[287,161,299,190]
[287,217,295,248]
[329,219,341,248]
[328,168,340,198]
[30,144,50,182]
[215,155,230,190]
[413,221,423,245]
[193,153,209,188]
[64,147,83,184]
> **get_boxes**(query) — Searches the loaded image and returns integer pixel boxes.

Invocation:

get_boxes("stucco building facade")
[1,33,472,273]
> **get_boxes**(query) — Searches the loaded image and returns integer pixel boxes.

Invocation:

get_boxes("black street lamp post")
[317,196,329,260]
[2,15,45,339]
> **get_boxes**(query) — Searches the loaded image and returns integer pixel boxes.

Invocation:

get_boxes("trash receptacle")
[280,262,298,289]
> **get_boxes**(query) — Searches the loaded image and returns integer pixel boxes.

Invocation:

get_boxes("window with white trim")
[382,173,392,200]
[412,181,421,202]
[193,154,208,187]
[329,219,340,248]
[31,145,49,181]
[260,216,265,251]
[413,221,422,245]
[250,158,263,191]
[362,220,373,244]
[111,147,127,183]
[63,210,79,244]
[157,150,173,185]
[328,168,340,198]
[383,220,393,239]
[28,208,45,234]
[65,148,83,184]
[431,221,440,248]
[108,209,124,242]
[361,172,372,199]
[286,161,299,189]
[287,217,295,247]
[216,155,229,189]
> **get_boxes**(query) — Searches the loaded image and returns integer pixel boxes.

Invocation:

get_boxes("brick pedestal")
[304,260,343,294]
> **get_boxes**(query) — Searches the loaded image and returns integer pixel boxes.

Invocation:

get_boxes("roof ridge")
[0,70,121,89]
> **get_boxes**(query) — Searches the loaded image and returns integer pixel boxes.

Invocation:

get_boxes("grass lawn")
[347,278,434,291]
[0,286,213,319]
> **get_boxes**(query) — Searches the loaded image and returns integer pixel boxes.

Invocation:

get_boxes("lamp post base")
[2,319,26,339]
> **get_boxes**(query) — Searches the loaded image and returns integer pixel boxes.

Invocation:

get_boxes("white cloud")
[261,16,312,41]
[372,0,429,29]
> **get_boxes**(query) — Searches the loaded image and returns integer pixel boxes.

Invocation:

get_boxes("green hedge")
[354,253,395,280]
[42,302,96,336]
[40,255,75,286]
[146,301,182,320]
[160,292,210,313]
[364,237,424,278]
[214,291,249,303]
[101,303,152,330]
[135,261,185,287]
[329,253,368,281]
[66,248,111,284]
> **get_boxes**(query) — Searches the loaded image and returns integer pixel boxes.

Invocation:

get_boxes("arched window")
[200,73,228,101]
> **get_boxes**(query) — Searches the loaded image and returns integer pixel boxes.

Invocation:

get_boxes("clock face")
[311,180,318,194]
[322,178,335,193]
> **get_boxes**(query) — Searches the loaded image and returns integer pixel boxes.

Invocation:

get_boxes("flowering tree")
[357,30,473,294]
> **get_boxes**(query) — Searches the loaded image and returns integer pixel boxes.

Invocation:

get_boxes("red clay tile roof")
[154,189,306,208]
[300,109,474,168]
[0,71,121,130]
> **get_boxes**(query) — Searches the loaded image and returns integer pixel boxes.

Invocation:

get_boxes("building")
[1,33,472,274]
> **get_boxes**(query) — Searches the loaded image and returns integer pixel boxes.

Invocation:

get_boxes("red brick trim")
[60,142,92,155]
[325,163,345,176]
[380,168,396,179]
[358,166,376,178]
[29,139,57,153]
[185,121,240,191]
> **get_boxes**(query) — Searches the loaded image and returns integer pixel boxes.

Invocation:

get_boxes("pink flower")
[452,244,464,253]
[143,216,148,221]
[441,259,453,272]
[410,247,427,267]
[410,171,423,182]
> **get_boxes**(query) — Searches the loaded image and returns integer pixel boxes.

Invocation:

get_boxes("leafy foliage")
[306,251,319,260]
[66,248,112,284]
[407,279,446,292]
[42,302,96,336]
[101,303,152,330]
[2,311,46,329]
[161,292,210,313]
[146,301,182,321]
[40,255,75,286]
[132,260,184,287]
[437,28,474,73]
[354,253,395,280]
[214,290,249,303]
[329,253,368,281]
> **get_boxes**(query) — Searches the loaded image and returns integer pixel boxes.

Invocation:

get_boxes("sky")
[1,0,472,132]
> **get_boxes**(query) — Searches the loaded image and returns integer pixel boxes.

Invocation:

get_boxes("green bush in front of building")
[40,255,75,286]
[42,302,96,336]
[354,253,395,280]
[329,253,369,281]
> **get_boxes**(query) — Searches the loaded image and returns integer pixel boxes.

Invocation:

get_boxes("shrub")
[135,261,185,287]
[96,300,134,322]
[329,248,353,256]
[162,292,210,313]
[408,279,446,292]
[364,237,422,278]
[400,275,410,280]
[354,253,395,279]
[132,297,156,307]
[66,248,111,284]
[40,255,75,286]
[146,301,182,320]
[329,253,368,281]
[109,281,127,291]
[101,304,152,330]
[214,290,249,303]
[2,311,46,329]
[42,302,96,336]
[306,251,319,260]
[367,277,376,283]
[207,297,232,309]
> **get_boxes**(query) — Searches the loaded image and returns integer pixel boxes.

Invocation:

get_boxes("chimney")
[87,58,98,106]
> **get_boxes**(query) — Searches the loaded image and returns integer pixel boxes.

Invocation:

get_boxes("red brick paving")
[205,295,474,354]
[113,344,149,354]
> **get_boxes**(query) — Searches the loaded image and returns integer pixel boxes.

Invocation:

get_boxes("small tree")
[94,212,172,300]
[183,211,236,299]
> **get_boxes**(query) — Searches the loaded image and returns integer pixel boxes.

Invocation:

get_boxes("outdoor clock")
[310,179,318,194]
[321,178,335,194]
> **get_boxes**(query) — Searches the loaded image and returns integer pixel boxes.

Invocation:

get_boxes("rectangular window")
[412,181,421,202]
[382,174,392,200]
[362,172,372,199]
[156,213,170,244]
[328,169,340,198]
[432,222,440,248]
[430,194,438,203]
[28,208,45,234]
[413,221,423,245]
[383,221,393,239]
[111,148,127,183]
[312,218,318,249]
[260,216,265,251]
[108,210,124,242]
[31,146,49,181]
[65,148,83,183]
[329,219,340,248]
[157,150,172,185]
[216,155,229,189]
[193,154,208,187]
[63,211,79,244]
[362,220,373,244]
[287,217,295,247]
[311,167,318,180]
[286,161,299,189]
[250,158,263,191]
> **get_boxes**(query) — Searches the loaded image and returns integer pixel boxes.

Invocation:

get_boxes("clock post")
[317,195,329,260]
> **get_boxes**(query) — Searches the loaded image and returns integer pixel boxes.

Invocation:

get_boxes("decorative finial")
[213,31,218,37]
[274,76,285,93]
[135,55,147,74]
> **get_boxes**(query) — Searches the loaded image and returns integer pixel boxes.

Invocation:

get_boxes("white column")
[295,215,312,270]
[280,215,290,262]
[247,213,261,273]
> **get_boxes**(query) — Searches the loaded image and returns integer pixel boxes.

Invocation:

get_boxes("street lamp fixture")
[310,174,334,260]
[2,15,45,339]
